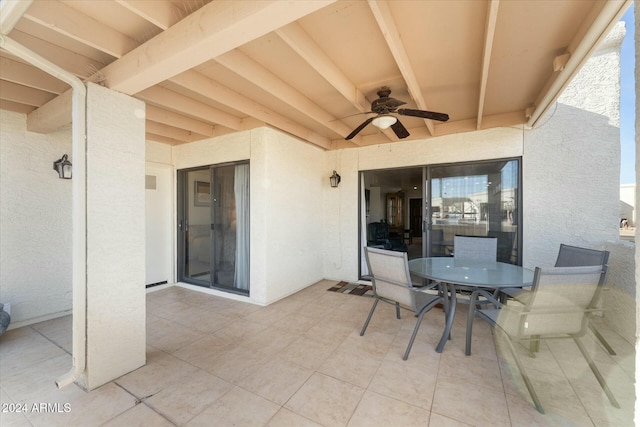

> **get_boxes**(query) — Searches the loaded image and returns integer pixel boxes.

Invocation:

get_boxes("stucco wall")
[523,25,623,269]
[258,131,325,303]
[0,110,72,326]
[146,140,173,165]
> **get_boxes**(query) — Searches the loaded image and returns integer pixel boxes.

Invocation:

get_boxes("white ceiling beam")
[476,0,500,130]
[115,0,180,30]
[434,111,525,136]
[145,104,215,137]
[23,0,137,58]
[276,22,370,113]
[26,88,72,133]
[0,0,33,34]
[146,120,204,143]
[99,0,336,95]
[0,56,70,93]
[170,70,331,150]
[146,132,184,146]
[9,30,105,78]
[215,49,362,144]
[0,99,34,114]
[0,80,57,106]
[136,85,243,130]
[367,0,435,136]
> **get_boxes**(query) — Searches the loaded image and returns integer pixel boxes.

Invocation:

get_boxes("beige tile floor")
[0,279,635,426]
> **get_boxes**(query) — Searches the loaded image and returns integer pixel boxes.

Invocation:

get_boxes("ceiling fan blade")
[345,117,375,140]
[397,108,449,122]
[390,120,410,139]
[331,111,375,122]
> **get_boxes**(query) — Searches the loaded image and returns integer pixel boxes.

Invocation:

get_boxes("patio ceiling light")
[371,114,397,130]
[330,170,341,188]
[53,154,72,179]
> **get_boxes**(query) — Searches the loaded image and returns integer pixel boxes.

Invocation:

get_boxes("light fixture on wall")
[53,154,72,179]
[330,170,341,188]
[371,114,397,130]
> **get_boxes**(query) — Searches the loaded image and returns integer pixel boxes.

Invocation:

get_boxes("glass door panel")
[428,159,520,264]
[178,162,250,293]
[212,165,237,288]
[184,168,212,284]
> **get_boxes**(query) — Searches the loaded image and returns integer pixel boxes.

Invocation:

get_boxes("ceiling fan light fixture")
[371,114,397,130]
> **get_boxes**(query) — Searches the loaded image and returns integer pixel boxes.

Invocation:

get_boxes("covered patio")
[0,0,638,425]
[1,280,635,425]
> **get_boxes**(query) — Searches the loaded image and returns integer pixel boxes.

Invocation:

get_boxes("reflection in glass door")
[178,162,250,294]
[428,159,520,264]
[359,159,522,279]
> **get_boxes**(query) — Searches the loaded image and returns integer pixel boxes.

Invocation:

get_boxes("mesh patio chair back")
[552,244,615,354]
[509,266,603,338]
[453,236,497,263]
[468,264,619,413]
[555,243,609,269]
[364,247,415,308]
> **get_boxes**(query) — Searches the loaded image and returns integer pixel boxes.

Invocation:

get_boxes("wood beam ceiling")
[114,0,180,30]
[23,1,136,58]
[97,0,336,95]
[169,70,331,149]
[215,49,361,144]
[476,0,500,130]
[367,0,435,136]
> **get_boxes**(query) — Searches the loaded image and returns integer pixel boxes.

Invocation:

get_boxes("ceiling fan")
[345,87,449,140]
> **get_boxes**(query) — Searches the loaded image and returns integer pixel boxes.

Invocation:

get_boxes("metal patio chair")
[500,244,615,355]
[360,247,445,360]
[466,265,620,414]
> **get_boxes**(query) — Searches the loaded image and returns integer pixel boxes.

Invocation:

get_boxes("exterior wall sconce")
[53,154,72,179]
[330,170,341,188]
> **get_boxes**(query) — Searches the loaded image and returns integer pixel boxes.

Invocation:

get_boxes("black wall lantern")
[330,170,341,188]
[53,154,72,179]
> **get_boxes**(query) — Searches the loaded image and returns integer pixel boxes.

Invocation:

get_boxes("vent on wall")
[145,175,157,190]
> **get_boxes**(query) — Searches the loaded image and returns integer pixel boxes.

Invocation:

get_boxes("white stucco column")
[79,83,146,390]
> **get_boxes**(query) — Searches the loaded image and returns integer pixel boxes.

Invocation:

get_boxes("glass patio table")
[408,257,534,353]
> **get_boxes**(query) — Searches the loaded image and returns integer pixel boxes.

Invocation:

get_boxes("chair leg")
[403,310,426,360]
[403,299,441,360]
[589,323,616,355]
[360,298,379,336]
[502,331,544,414]
[395,302,401,319]
[573,337,620,408]
[528,336,541,355]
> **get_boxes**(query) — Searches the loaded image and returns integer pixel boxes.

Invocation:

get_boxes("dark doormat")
[327,281,373,297]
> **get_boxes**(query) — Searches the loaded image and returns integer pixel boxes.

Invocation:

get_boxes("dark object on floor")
[0,303,11,335]
[327,281,373,296]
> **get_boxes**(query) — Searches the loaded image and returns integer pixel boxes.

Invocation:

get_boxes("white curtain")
[234,164,250,290]
[360,172,369,276]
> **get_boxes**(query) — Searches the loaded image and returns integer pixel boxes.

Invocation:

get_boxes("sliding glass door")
[360,158,521,278]
[178,162,250,294]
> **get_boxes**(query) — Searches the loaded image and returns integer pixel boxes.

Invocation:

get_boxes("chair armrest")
[501,287,530,303]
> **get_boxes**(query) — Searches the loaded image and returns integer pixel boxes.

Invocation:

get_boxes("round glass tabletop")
[408,257,534,288]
